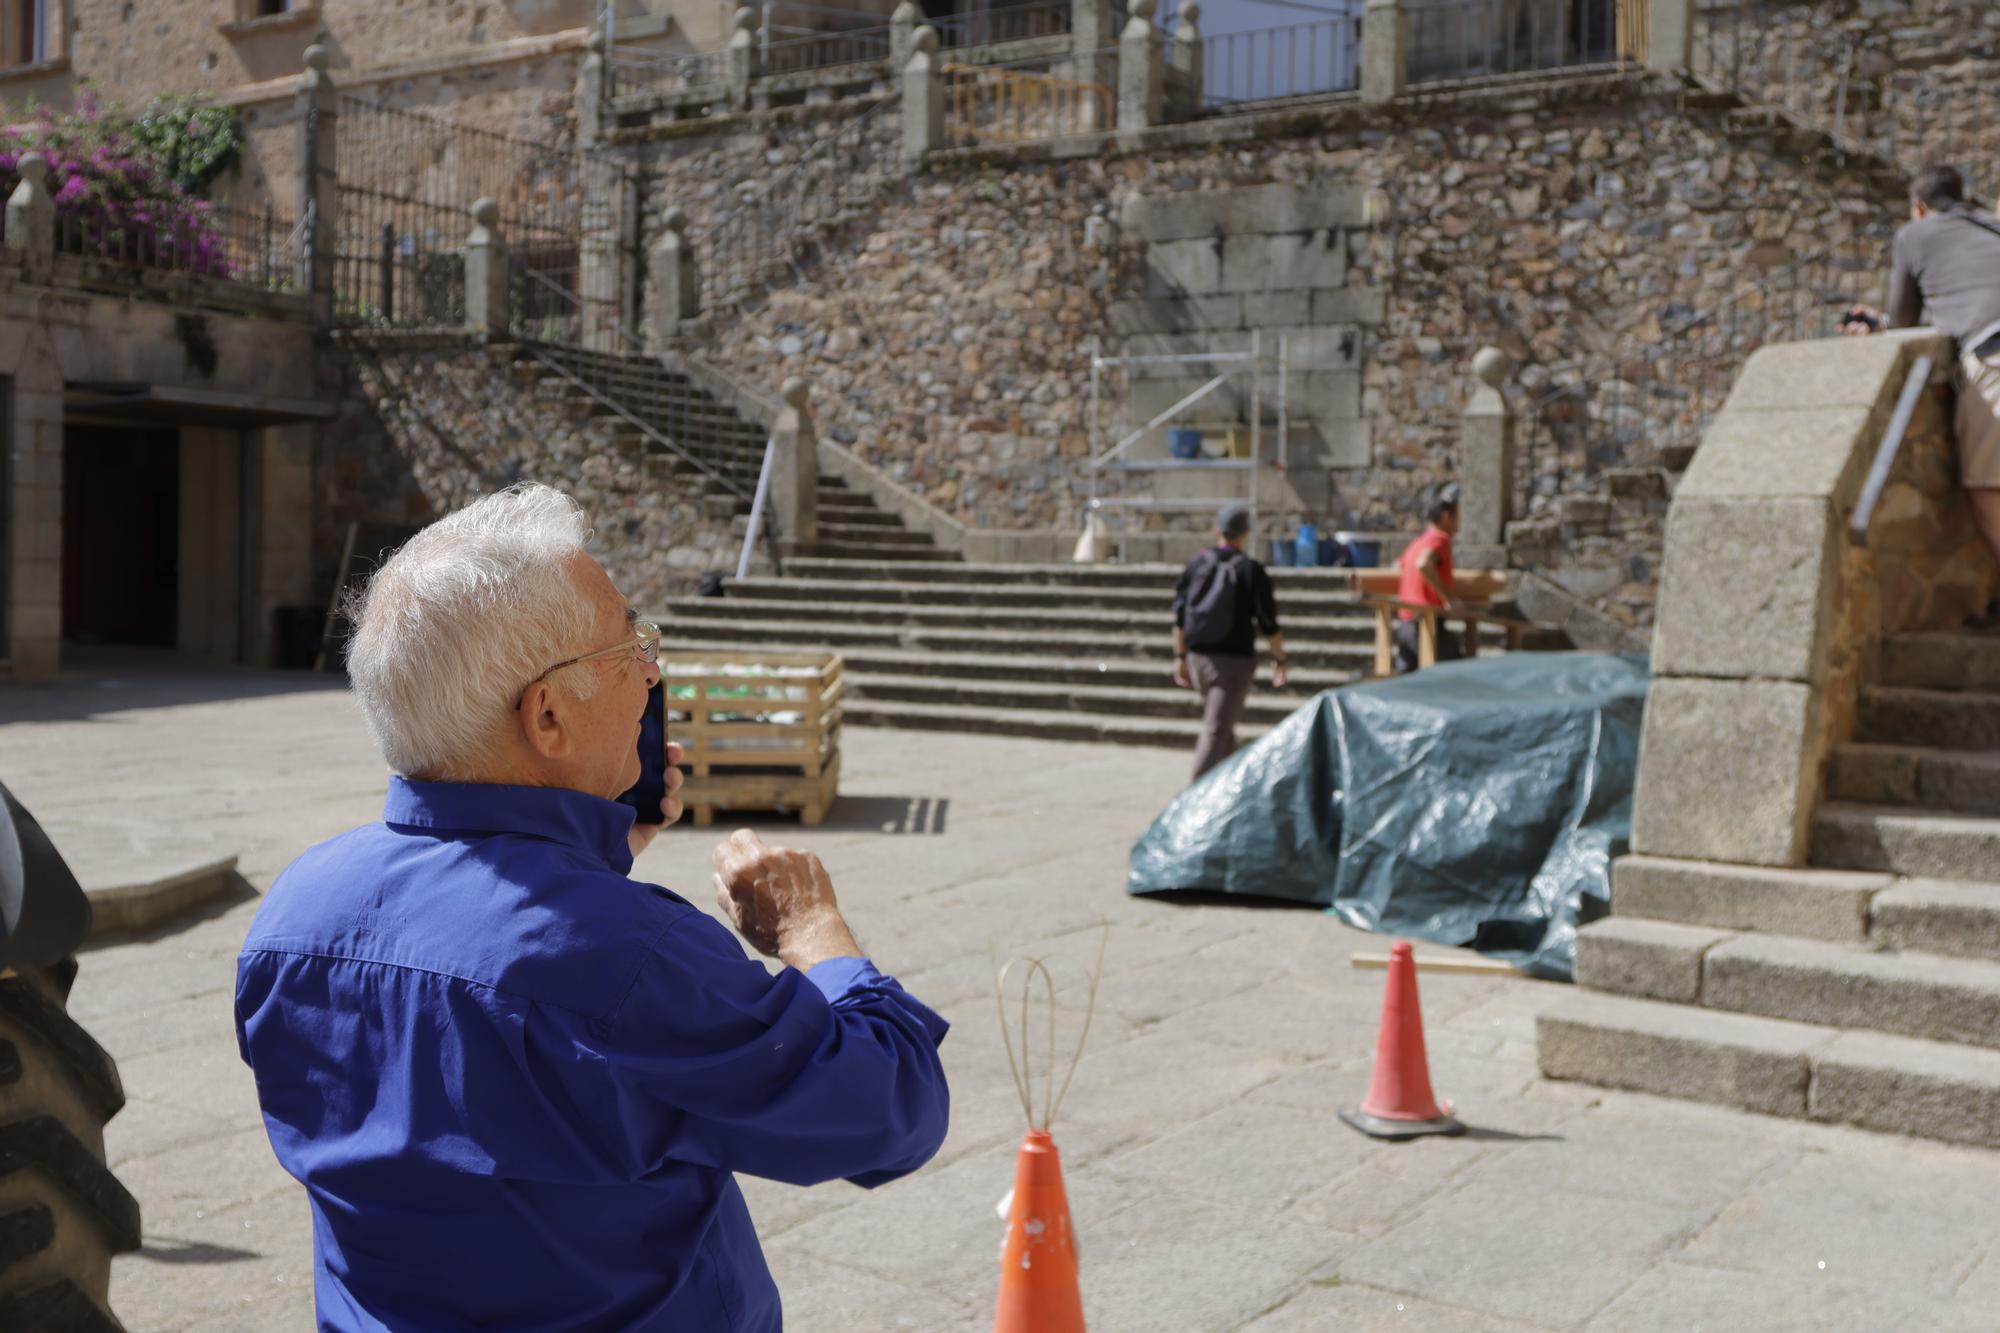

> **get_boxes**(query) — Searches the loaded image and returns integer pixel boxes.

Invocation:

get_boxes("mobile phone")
[619,680,671,825]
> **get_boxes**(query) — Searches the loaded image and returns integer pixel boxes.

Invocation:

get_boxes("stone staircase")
[510,342,954,562]
[660,556,1382,746]
[1540,628,2000,1149]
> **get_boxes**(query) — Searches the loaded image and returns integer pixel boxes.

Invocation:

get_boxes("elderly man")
[235,484,950,1331]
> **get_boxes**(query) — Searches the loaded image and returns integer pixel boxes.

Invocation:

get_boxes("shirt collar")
[383,777,636,875]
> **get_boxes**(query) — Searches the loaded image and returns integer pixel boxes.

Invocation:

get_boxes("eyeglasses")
[516,621,661,709]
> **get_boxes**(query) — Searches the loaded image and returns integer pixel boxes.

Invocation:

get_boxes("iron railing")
[1196,19,1360,108]
[934,0,1072,50]
[760,25,894,75]
[704,99,900,312]
[607,48,729,102]
[331,95,631,333]
[1407,0,1627,86]
[52,199,303,292]
[1691,0,2000,180]
[1849,352,1936,546]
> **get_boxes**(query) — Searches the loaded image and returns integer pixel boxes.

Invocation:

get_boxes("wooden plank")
[1349,951,1522,977]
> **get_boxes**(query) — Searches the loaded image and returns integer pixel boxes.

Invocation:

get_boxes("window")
[255,0,291,14]
[0,0,46,68]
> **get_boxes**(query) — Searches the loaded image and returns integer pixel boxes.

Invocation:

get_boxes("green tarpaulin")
[1127,653,1651,980]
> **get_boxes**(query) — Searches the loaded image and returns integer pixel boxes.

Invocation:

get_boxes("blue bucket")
[1169,428,1203,460]
[1336,532,1382,568]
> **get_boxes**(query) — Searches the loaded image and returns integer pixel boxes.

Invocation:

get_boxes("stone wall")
[320,337,743,612]
[646,74,1899,631]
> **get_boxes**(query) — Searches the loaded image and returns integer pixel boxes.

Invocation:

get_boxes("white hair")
[346,483,602,778]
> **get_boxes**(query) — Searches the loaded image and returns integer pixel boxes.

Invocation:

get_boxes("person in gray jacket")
[1845,165,2000,585]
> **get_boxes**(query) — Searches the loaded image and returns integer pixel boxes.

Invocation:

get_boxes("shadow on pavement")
[134,1237,261,1265]
[1127,887,1324,913]
[1,647,347,726]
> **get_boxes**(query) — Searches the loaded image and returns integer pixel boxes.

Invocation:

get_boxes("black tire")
[0,968,141,1333]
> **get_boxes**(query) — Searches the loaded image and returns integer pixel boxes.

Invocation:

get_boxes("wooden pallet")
[665,650,843,827]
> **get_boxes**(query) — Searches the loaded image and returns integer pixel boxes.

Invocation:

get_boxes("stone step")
[842,697,1269,750]
[777,558,1365,589]
[1537,991,2000,1147]
[816,523,935,546]
[1812,802,2000,880]
[1871,879,2000,963]
[805,507,902,528]
[845,670,1308,725]
[1826,742,2000,816]
[722,576,1366,615]
[658,616,1373,669]
[1611,854,1880,943]
[1880,632,2000,692]
[674,597,1376,638]
[657,639,1358,693]
[1855,685,2000,751]
[1577,920,2000,1050]
[790,542,959,563]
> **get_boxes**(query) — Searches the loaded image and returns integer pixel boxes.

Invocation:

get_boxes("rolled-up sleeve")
[568,911,951,1190]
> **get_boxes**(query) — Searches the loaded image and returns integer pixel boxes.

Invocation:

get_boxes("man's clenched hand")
[712,829,863,972]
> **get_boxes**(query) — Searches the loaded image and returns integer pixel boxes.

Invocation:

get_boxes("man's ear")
[515,681,572,761]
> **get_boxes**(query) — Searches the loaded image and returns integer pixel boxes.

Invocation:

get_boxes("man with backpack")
[1842,165,2000,590]
[1171,506,1287,782]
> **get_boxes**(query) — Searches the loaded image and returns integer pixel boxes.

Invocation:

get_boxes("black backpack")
[1183,547,1251,649]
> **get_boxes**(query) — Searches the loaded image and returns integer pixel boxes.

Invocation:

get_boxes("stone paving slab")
[6,665,2000,1331]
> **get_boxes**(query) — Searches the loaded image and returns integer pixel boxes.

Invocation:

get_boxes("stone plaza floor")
[3,662,1999,1331]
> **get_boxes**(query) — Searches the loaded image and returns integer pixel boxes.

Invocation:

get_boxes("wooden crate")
[665,650,843,827]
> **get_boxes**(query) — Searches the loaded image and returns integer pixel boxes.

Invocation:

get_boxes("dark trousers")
[1393,617,1463,675]
[1188,652,1258,783]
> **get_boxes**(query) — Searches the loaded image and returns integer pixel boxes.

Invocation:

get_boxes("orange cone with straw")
[1339,939,1465,1140]
[992,938,1104,1333]
[994,1129,1084,1332]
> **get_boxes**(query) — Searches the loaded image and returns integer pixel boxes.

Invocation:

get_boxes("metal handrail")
[1848,352,1935,546]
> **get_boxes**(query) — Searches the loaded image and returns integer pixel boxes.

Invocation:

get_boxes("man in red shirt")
[1393,484,1461,674]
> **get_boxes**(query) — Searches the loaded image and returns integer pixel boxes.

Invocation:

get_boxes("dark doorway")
[62,424,179,647]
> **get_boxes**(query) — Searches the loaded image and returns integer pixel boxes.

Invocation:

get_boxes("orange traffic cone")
[993,1129,1085,1332]
[1338,939,1466,1140]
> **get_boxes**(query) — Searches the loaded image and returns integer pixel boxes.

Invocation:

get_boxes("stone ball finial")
[1472,346,1510,388]
[304,44,330,72]
[733,6,757,32]
[1179,1,1200,22]
[1129,0,1156,20]
[911,25,939,54]
[781,376,811,409]
[16,152,47,185]
[471,197,500,229]
[663,206,688,234]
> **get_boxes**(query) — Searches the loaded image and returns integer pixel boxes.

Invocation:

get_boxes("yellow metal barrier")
[943,64,1113,145]
[1617,0,1650,63]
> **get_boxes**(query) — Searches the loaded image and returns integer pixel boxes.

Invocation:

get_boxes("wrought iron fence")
[705,99,901,312]
[607,48,729,101]
[934,0,1072,50]
[1407,0,1626,86]
[331,95,632,335]
[1196,19,1360,108]
[1516,246,1880,503]
[52,199,303,292]
[761,25,894,75]
[1691,0,2000,183]
[944,60,1113,144]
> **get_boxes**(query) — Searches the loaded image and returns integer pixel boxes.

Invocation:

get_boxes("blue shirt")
[234,778,951,1332]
